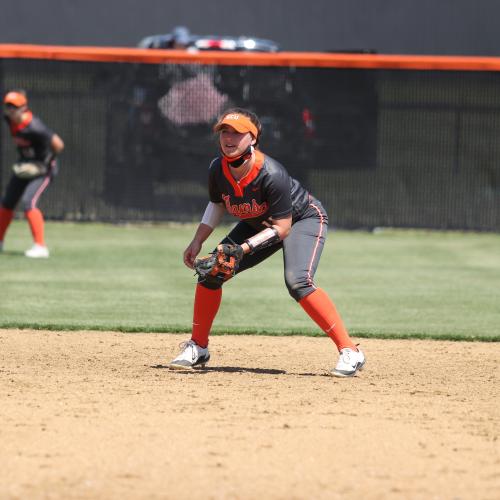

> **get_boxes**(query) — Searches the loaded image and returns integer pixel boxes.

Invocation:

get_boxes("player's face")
[219,126,255,158]
[3,104,25,123]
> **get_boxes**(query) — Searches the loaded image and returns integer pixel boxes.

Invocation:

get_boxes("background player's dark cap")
[4,91,28,107]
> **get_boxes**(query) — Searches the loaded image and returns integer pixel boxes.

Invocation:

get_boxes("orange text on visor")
[214,113,258,138]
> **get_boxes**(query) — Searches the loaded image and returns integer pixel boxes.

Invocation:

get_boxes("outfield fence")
[1,45,499,230]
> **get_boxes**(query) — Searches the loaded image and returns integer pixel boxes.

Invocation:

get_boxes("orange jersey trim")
[9,110,33,135]
[222,150,265,197]
[3,44,500,71]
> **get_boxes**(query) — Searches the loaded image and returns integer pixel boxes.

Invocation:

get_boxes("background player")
[169,107,365,377]
[0,90,64,258]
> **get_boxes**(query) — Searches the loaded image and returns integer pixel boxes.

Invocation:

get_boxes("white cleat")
[25,243,49,259]
[331,347,366,377]
[169,340,210,370]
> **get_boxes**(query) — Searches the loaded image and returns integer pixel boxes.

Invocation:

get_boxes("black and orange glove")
[194,244,244,286]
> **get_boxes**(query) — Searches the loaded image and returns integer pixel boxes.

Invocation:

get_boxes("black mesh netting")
[1,58,499,230]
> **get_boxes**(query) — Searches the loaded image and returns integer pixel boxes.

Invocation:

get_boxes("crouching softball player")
[0,90,64,258]
[170,107,365,377]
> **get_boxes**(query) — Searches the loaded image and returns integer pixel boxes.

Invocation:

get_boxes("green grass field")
[1,220,499,341]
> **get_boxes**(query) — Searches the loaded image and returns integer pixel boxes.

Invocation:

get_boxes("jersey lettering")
[209,153,311,229]
[13,137,32,147]
[222,194,268,219]
[20,147,36,159]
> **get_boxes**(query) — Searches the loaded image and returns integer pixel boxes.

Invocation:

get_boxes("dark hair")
[219,107,262,146]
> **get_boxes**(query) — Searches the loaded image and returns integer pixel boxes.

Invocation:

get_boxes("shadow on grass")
[1,250,26,257]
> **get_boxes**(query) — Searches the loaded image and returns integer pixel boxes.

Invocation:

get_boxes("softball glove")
[194,243,244,285]
[12,162,48,179]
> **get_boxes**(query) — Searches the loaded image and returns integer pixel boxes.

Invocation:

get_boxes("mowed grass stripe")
[1,221,499,340]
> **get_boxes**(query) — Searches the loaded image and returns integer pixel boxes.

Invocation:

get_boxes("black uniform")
[2,111,56,211]
[206,150,329,301]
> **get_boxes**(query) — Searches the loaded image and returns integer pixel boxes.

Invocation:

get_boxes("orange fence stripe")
[2,44,500,71]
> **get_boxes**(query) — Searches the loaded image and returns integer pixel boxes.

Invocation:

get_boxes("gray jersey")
[208,150,311,230]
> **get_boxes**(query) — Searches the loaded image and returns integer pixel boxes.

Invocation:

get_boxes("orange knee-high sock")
[191,284,222,348]
[299,288,357,351]
[0,207,14,241]
[25,208,45,245]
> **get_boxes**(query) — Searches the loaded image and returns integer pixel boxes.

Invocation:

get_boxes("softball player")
[0,90,64,258]
[170,108,365,377]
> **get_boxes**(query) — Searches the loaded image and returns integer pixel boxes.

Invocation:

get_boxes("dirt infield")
[1,330,498,500]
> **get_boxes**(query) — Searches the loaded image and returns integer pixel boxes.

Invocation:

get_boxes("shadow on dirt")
[151,364,285,375]
[151,365,329,377]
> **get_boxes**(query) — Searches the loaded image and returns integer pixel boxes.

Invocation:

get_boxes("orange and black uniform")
[2,111,57,211]
[0,109,58,250]
[189,110,359,357]
[204,150,328,302]
[192,148,356,352]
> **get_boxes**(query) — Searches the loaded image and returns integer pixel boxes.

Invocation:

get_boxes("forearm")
[192,223,214,246]
[183,221,215,269]
[241,217,291,254]
[42,135,64,167]
[51,134,64,154]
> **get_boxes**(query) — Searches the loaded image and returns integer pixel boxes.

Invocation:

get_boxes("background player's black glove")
[194,244,244,286]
